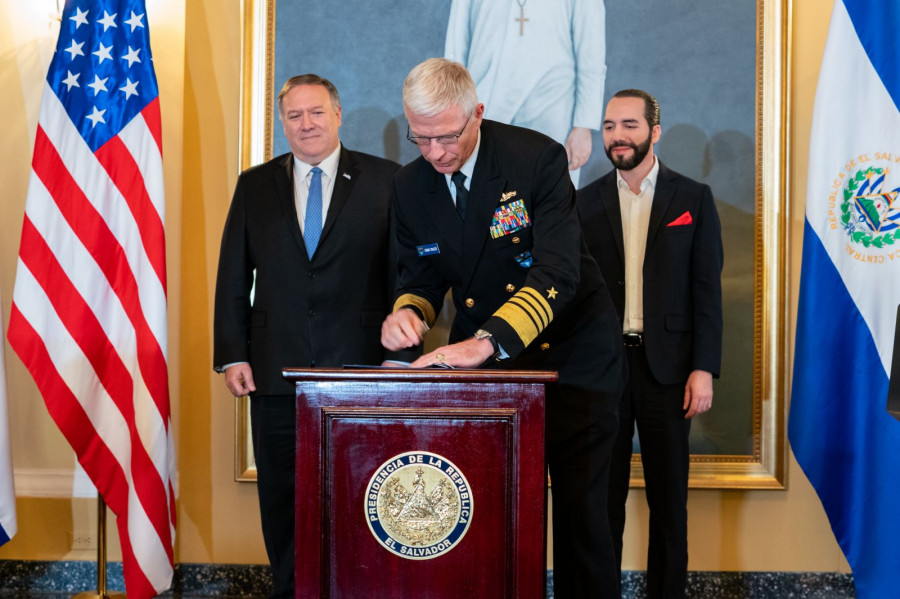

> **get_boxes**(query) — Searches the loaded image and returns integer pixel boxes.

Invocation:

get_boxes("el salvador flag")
[789,1,900,597]
[1,292,16,547]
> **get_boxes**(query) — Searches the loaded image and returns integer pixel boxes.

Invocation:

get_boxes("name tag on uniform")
[490,198,531,239]
[416,243,440,257]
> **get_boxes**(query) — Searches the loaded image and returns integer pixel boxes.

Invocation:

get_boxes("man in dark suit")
[577,89,723,599]
[381,58,627,598]
[213,74,409,599]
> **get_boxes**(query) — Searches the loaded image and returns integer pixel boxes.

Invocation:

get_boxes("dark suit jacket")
[577,162,723,385]
[213,146,409,396]
[392,120,626,406]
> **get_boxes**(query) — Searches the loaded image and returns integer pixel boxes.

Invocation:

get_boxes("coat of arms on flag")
[840,163,900,247]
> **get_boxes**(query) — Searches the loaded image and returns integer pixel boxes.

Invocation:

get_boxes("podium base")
[71,592,126,598]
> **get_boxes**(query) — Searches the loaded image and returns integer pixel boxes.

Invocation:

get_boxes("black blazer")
[577,162,723,385]
[213,146,409,396]
[392,120,625,403]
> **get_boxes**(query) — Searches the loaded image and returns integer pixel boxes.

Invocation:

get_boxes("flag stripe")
[10,268,173,577]
[7,303,131,513]
[119,105,166,237]
[7,304,160,598]
[31,125,170,421]
[139,97,163,156]
[95,135,167,292]
[37,87,168,356]
[23,169,170,442]
[118,529,158,599]
[16,217,173,553]
[844,0,900,108]
[790,222,900,597]
[23,157,175,538]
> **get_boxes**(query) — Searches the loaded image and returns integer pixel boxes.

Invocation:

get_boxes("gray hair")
[402,58,478,118]
[277,74,341,118]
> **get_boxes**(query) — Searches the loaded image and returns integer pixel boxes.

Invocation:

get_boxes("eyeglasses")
[406,115,471,147]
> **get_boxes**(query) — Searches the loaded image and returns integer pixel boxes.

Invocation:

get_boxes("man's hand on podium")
[410,336,495,369]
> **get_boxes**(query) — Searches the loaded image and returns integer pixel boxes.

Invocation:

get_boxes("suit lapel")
[600,172,626,264]
[320,146,357,246]
[275,153,307,257]
[646,162,677,252]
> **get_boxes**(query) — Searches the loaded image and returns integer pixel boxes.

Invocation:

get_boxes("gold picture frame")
[234,0,790,489]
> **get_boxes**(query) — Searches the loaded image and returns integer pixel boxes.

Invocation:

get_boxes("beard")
[605,134,652,171]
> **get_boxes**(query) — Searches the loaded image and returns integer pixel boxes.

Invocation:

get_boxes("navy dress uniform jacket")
[392,120,626,413]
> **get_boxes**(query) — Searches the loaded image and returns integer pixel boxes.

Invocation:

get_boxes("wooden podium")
[284,368,556,599]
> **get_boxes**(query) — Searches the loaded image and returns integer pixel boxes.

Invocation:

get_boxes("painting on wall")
[236,0,789,489]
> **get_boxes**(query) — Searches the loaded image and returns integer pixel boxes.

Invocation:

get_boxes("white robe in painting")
[445,0,606,187]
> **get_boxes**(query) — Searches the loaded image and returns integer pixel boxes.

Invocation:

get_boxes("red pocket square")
[667,211,693,227]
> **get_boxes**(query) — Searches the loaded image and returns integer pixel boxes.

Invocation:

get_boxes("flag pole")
[72,496,125,599]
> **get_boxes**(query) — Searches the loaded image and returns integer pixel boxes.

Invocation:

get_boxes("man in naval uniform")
[381,58,626,598]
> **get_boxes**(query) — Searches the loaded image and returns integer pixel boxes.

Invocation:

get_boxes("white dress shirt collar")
[293,142,341,184]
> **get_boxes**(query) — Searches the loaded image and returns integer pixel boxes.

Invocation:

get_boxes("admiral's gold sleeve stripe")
[492,287,554,346]
[393,293,437,327]
[518,287,553,326]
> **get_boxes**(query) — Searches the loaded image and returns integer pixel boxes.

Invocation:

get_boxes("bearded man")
[576,89,724,599]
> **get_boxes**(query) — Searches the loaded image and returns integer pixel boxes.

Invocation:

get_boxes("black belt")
[622,332,643,347]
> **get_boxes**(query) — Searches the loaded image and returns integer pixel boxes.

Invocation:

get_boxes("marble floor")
[0,562,856,598]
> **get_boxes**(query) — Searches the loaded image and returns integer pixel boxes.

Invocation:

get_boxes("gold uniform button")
[506,284,516,293]
[512,236,521,244]
[541,343,550,351]
[465,298,475,308]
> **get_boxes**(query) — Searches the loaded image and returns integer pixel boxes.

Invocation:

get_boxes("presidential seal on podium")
[365,451,473,560]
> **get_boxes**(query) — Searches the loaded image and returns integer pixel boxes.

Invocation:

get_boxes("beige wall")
[0,0,848,574]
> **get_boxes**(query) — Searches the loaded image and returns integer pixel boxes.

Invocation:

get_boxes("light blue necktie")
[304,167,323,258]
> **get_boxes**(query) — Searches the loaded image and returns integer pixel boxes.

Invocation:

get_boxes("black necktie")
[451,171,468,221]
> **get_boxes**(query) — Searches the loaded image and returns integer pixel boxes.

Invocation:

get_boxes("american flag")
[6,1,175,596]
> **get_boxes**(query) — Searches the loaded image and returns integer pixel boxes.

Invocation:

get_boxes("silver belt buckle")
[623,332,643,347]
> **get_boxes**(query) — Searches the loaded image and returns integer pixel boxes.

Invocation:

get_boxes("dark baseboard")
[0,560,856,598]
